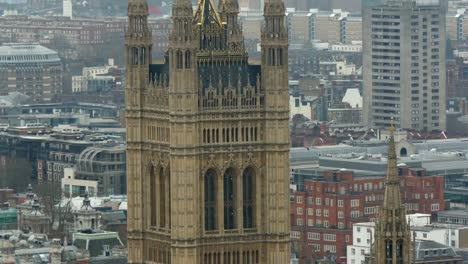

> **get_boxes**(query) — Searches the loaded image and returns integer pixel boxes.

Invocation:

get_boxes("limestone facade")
[125,0,291,263]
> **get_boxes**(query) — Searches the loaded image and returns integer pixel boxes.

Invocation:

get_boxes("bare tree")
[35,181,73,237]
[0,157,31,192]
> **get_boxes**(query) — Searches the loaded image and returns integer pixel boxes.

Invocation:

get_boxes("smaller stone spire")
[383,118,402,209]
[373,117,411,264]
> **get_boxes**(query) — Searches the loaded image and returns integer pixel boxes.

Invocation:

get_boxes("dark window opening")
[158,167,166,228]
[176,50,183,69]
[150,166,156,226]
[224,168,236,229]
[185,51,191,68]
[204,169,217,231]
[243,167,255,228]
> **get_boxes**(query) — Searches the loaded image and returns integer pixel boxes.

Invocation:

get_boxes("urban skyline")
[1,0,468,263]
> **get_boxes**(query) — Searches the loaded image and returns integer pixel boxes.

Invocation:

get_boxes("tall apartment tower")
[372,120,411,264]
[363,0,447,131]
[124,0,291,262]
[63,0,72,18]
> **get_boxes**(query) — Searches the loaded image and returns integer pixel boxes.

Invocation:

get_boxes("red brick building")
[290,167,445,261]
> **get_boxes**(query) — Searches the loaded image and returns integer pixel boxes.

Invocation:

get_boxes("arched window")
[224,168,236,229]
[132,47,138,65]
[386,240,393,260]
[185,51,191,68]
[150,165,156,226]
[278,48,283,66]
[243,167,255,228]
[158,167,166,228]
[396,240,404,264]
[269,48,276,66]
[167,169,171,229]
[176,50,183,69]
[141,47,146,65]
[204,169,217,231]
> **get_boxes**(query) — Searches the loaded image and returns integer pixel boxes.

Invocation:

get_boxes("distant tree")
[102,31,125,65]
[49,34,73,52]
[35,181,73,237]
[0,157,32,192]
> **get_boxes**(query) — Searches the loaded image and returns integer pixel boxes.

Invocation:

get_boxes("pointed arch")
[396,239,404,262]
[204,169,217,231]
[224,168,237,230]
[149,164,157,226]
[185,50,191,68]
[141,47,146,65]
[385,239,393,260]
[166,167,171,229]
[268,48,276,66]
[176,50,183,69]
[132,47,139,65]
[242,166,255,228]
[278,48,283,66]
[158,166,166,228]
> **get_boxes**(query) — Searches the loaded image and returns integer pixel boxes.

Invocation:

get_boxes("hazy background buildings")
[0,0,468,263]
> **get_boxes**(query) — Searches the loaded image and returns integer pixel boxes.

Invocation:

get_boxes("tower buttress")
[168,2,199,262]
[261,0,291,263]
[125,1,151,263]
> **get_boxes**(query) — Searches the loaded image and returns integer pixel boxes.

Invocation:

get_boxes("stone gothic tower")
[373,120,411,264]
[125,0,290,262]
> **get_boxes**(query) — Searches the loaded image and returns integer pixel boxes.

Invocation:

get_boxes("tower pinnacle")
[262,0,287,41]
[126,0,151,38]
[172,0,193,17]
[383,118,402,209]
[170,0,194,42]
[373,117,411,264]
[125,0,152,65]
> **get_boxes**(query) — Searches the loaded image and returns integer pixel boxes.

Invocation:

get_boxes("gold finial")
[194,0,224,26]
